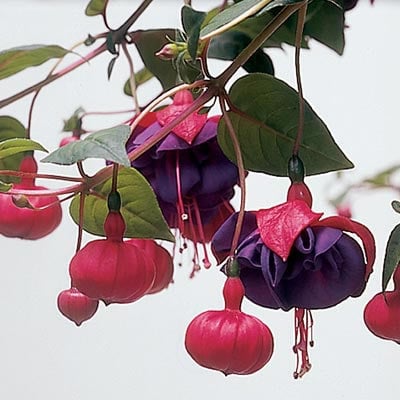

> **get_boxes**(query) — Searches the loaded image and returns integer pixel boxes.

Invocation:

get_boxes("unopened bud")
[155,42,186,60]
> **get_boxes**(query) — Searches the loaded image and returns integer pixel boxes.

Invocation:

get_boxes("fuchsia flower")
[212,181,375,378]
[127,90,239,271]
[212,197,375,311]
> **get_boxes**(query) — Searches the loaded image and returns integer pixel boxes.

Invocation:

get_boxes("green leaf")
[0,181,12,192]
[200,0,303,38]
[382,224,400,291]
[124,68,154,96]
[0,138,47,159]
[63,107,85,132]
[218,73,353,176]
[42,125,131,167]
[392,200,400,215]
[85,0,108,16]
[303,0,345,55]
[181,5,207,60]
[0,45,69,80]
[0,116,28,183]
[69,167,174,242]
[134,29,178,91]
[208,31,274,74]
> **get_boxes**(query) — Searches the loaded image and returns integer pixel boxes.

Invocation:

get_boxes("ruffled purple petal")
[213,220,368,310]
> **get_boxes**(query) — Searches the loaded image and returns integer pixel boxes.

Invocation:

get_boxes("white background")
[0,1,398,399]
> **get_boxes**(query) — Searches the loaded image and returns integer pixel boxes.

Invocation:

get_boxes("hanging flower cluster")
[126,90,239,274]
[211,176,376,377]
[57,192,173,325]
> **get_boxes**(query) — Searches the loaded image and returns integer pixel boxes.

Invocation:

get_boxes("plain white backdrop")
[0,1,399,399]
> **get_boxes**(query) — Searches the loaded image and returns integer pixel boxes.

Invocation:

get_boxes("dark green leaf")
[107,56,118,80]
[134,29,178,91]
[208,31,274,74]
[0,116,28,183]
[392,200,400,215]
[69,167,174,242]
[174,53,203,84]
[85,0,108,16]
[382,224,400,291]
[181,5,207,60]
[218,73,353,176]
[42,125,131,167]
[124,68,154,96]
[0,45,69,80]
[304,0,345,55]
[0,139,47,159]
[200,0,303,38]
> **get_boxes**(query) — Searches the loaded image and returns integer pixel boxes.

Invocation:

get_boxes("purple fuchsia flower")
[127,90,239,273]
[211,190,375,377]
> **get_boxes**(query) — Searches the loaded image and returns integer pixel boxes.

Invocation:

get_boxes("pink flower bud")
[0,156,62,239]
[185,277,274,375]
[57,287,99,326]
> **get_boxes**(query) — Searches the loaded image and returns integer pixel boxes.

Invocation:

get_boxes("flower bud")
[57,287,99,326]
[185,277,274,375]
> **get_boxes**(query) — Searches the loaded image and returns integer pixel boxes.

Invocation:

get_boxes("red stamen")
[293,308,312,379]
[192,197,211,269]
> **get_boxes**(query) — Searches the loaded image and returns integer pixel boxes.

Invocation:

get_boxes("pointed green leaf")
[218,73,353,176]
[0,45,69,80]
[85,0,109,16]
[304,0,345,55]
[200,0,304,38]
[0,138,47,159]
[392,200,400,214]
[181,5,207,60]
[208,31,274,74]
[69,167,174,242]
[124,68,154,96]
[382,224,400,291]
[134,29,178,91]
[42,125,131,167]
[0,116,28,183]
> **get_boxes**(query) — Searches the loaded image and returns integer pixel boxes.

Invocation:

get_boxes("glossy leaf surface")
[218,73,353,176]
[382,224,400,291]
[69,167,174,242]
[85,0,108,16]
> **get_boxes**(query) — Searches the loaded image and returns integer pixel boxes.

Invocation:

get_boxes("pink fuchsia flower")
[127,90,239,272]
[212,199,375,311]
[212,193,375,378]
[185,276,274,376]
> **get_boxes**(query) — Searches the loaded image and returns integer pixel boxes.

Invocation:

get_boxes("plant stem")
[219,93,246,257]
[292,2,308,156]
[218,4,304,86]
[0,43,107,109]
[122,43,140,113]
